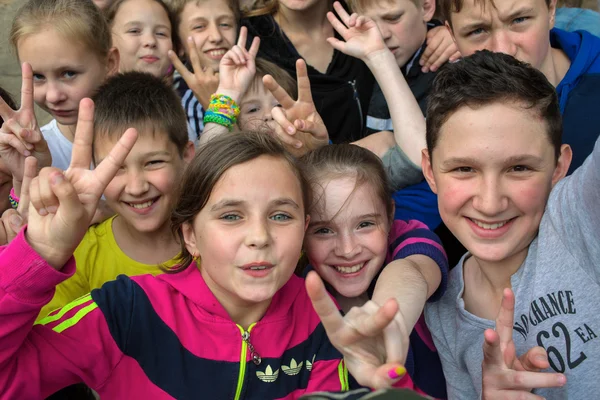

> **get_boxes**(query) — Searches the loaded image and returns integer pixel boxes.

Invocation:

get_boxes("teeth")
[128,200,154,209]
[208,49,226,57]
[250,266,268,270]
[472,219,508,230]
[334,263,364,274]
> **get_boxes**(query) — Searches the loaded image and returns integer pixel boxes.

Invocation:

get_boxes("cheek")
[437,180,472,214]
[512,181,551,215]
[223,30,237,46]
[304,237,330,266]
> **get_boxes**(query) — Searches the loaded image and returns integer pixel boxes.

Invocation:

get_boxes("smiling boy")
[423,51,600,399]
[440,0,600,174]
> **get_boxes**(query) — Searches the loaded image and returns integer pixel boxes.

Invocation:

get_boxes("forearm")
[364,51,426,166]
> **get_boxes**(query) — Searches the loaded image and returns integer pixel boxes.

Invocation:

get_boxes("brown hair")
[347,0,421,14]
[11,0,112,62]
[252,57,297,100]
[426,50,562,160]
[92,71,189,162]
[440,0,551,25]
[243,0,279,17]
[169,131,311,273]
[168,0,241,32]
[299,144,394,224]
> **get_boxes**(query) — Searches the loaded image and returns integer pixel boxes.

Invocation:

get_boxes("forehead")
[94,130,178,160]
[434,102,553,162]
[18,28,97,68]
[450,0,544,23]
[181,0,235,20]
[210,155,304,204]
[241,80,275,104]
[114,0,170,24]
[311,176,384,221]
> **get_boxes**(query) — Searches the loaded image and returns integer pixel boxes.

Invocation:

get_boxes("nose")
[143,31,157,48]
[125,169,150,197]
[490,29,517,57]
[245,217,270,249]
[263,110,273,122]
[334,232,361,259]
[207,23,223,43]
[45,81,67,104]
[472,175,508,216]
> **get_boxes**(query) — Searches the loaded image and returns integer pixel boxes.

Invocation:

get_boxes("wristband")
[9,187,19,209]
[203,94,241,131]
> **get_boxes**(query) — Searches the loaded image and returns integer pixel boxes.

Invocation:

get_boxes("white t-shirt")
[41,120,72,171]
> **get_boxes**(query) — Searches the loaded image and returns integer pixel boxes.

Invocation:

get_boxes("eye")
[156,31,170,38]
[271,213,291,222]
[512,16,529,24]
[314,227,333,235]
[62,71,77,79]
[246,106,259,114]
[220,213,241,221]
[357,221,375,229]
[192,24,205,31]
[127,28,141,34]
[32,73,45,82]
[510,165,530,172]
[146,160,165,168]
[385,13,403,22]
[219,22,232,28]
[467,28,485,37]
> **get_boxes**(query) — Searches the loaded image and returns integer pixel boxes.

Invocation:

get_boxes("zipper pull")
[242,331,262,365]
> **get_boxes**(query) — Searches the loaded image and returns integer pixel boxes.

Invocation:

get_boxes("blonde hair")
[11,0,112,62]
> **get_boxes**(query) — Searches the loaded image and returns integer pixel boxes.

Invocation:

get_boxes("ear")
[421,0,436,23]
[181,221,199,256]
[304,214,310,233]
[551,144,572,187]
[421,148,438,194]
[182,140,196,164]
[548,0,558,29]
[106,46,120,76]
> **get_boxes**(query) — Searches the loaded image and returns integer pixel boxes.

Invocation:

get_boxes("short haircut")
[167,0,240,32]
[11,0,112,62]
[440,0,551,25]
[92,71,189,161]
[252,57,297,100]
[426,50,562,160]
[347,0,421,14]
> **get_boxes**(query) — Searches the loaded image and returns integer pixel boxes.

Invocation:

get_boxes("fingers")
[0,124,32,156]
[1,209,23,244]
[20,62,34,112]
[92,128,137,189]
[30,168,61,216]
[187,36,206,77]
[69,98,95,170]
[237,26,248,48]
[0,97,15,123]
[327,11,349,38]
[295,59,314,104]
[263,75,295,109]
[247,36,260,58]
[306,271,345,335]
[332,1,351,24]
[516,347,550,372]
[17,156,37,216]
[272,106,299,140]
[353,298,398,338]
[168,50,194,82]
[496,288,516,348]
[482,329,506,368]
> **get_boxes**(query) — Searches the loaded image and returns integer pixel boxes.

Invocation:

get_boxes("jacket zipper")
[234,323,260,400]
[348,80,364,132]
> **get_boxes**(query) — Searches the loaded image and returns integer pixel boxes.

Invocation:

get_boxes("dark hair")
[169,131,310,273]
[0,88,17,126]
[104,0,179,52]
[299,144,394,223]
[92,71,189,162]
[440,0,551,26]
[426,50,562,160]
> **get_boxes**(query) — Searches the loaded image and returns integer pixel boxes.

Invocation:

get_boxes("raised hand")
[215,27,260,101]
[481,288,567,399]
[0,156,36,245]
[25,98,137,270]
[419,26,461,73]
[306,271,407,389]
[326,2,387,61]
[263,59,328,157]
[168,38,220,109]
[0,63,51,194]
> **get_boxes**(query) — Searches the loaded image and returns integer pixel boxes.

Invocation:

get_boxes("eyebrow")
[308,212,383,228]
[380,10,403,19]
[458,21,489,35]
[499,7,535,22]
[95,150,171,165]
[124,21,171,30]
[210,198,300,212]
[440,154,544,168]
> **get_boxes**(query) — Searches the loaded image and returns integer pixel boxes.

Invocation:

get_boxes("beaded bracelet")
[9,187,19,210]
[203,94,241,131]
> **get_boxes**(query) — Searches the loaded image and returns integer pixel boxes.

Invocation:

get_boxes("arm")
[327,3,426,166]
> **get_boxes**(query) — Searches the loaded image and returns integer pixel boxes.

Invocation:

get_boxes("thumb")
[516,346,550,372]
[354,362,407,389]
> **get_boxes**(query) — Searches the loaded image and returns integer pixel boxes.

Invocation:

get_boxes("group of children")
[0,0,598,399]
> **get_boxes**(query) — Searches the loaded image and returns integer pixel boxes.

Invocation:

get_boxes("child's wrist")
[213,87,243,103]
[365,48,396,66]
[203,94,241,131]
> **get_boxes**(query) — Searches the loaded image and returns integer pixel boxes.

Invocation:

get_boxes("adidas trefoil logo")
[282,358,303,376]
[256,365,279,382]
[306,355,316,371]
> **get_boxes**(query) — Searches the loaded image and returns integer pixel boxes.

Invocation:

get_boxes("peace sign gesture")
[263,59,328,157]
[0,156,37,245]
[481,289,567,399]
[25,98,137,270]
[306,271,407,389]
[216,27,261,100]
[0,63,51,195]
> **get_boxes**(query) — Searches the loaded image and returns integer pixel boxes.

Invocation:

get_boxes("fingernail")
[23,150,31,157]
[535,354,547,362]
[422,67,429,73]
[287,126,295,134]
[51,172,64,185]
[39,208,48,216]
[46,205,57,214]
[294,141,302,149]
[557,375,567,385]
[387,366,406,380]
[9,214,22,228]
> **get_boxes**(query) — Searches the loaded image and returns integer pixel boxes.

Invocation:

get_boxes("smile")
[470,218,512,230]
[332,262,365,274]
[126,197,158,210]
[205,49,226,58]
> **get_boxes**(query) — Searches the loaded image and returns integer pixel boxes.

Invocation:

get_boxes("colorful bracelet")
[203,94,241,131]
[9,187,19,209]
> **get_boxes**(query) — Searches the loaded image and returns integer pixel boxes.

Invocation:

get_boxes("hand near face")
[0,63,52,195]
[25,98,137,270]
[0,156,37,245]
[263,59,328,157]
[326,2,388,62]
[306,271,408,389]
[481,288,567,399]
[419,26,461,73]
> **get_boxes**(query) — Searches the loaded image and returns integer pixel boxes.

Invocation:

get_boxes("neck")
[113,215,180,257]
[465,249,527,292]
[539,46,571,87]
[275,0,332,33]
[335,292,370,314]
[57,121,77,143]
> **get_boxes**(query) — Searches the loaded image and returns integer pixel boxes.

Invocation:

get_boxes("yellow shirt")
[37,215,181,321]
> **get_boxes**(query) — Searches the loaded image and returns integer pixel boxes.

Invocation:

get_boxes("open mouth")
[205,49,227,59]
[469,217,515,230]
[126,197,159,210]
[331,262,366,275]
